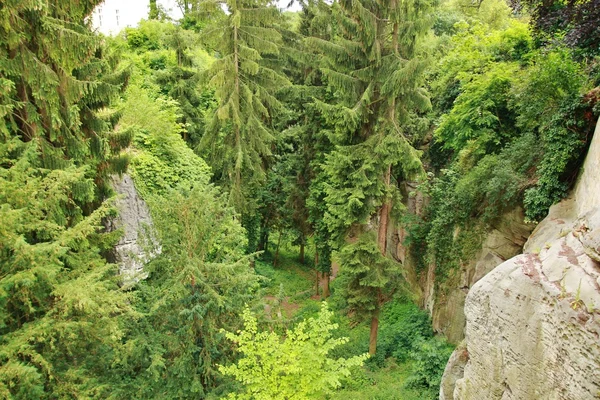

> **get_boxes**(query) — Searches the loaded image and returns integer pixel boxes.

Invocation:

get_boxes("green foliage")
[198,0,291,212]
[109,185,259,398]
[337,233,402,321]
[513,49,590,220]
[0,156,132,398]
[220,302,368,399]
[0,0,133,396]
[405,338,454,399]
[332,361,431,400]
[255,258,313,299]
[377,302,434,363]
[429,20,532,112]
[119,86,212,197]
[302,0,434,352]
[112,20,215,149]
[4,0,599,398]
[435,61,519,154]
[329,299,452,400]
[416,14,598,287]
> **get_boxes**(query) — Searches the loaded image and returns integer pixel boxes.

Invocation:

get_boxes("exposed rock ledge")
[440,118,600,400]
[106,174,160,285]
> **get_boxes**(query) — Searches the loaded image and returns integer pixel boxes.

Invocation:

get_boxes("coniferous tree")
[155,27,214,148]
[199,0,291,214]
[0,0,132,396]
[307,0,432,354]
[278,0,336,290]
[149,0,159,19]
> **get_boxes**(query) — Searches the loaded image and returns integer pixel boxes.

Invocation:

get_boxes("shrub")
[405,338,454,399]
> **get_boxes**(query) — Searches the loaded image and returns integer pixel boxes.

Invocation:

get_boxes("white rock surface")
[441,118,600,399]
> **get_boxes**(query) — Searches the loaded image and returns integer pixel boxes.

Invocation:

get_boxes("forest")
[1,0,599,398]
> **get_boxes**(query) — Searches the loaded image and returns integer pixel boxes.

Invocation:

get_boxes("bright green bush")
[220,303,368,400]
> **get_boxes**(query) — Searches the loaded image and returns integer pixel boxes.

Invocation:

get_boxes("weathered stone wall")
[426,209,533,343]
[390,196,533,343]
[440,118,600,399]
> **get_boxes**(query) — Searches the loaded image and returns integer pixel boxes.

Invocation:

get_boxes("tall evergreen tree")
[0,0,133,396]
[149,0,159,19]
[199,0,291,214]
[307,0,432,354]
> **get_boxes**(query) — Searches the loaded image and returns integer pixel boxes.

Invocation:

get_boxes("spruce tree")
[278,0,336,291]
[0,1,132,396]
[198,0,291,213]
[307,0,432,354]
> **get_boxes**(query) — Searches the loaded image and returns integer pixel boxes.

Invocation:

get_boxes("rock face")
[441,119,600,399]
[426,209,533,343]
[107,174,160,284]
[389,188,533,344]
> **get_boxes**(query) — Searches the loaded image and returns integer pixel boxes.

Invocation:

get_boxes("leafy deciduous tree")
[220,302,368,399]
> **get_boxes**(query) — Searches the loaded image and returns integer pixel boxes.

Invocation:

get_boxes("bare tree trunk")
[257,218,268,252]
[264,232,269,254]
[273,230,282,267]
[369,307,380,355]
[299,239,305,264]
[315,269,320,296]
[323,271,330,298]
[377,165,392,255]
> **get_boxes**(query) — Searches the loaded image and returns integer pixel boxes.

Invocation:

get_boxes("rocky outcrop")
[107,174,160,285]
[389,186,534,343]
[441,118,600,399]
[426,209,533,343]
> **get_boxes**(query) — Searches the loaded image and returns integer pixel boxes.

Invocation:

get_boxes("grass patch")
[255,258,313,298]
[331,360,431,400]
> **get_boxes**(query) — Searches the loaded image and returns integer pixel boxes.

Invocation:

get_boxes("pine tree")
[198,0,291,213]
[306,0,432,354]
[0,1,132,396]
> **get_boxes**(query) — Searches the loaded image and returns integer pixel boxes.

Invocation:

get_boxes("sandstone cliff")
[390,189,533,344]
[440,118,600,399]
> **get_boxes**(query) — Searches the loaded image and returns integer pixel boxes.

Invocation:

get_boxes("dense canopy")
[1,0,598,398]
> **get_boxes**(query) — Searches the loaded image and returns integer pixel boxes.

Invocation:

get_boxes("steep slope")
[440,118,600,399]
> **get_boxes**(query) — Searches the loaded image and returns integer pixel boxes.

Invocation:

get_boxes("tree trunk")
[315,269,320,296]
[264,232,269,254]
[258,217,269,252]
[369,308,380,355]
[273,230,282,267]
[323,271,330,298]
[299,240,305,264]
[377,165,392,256]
